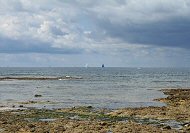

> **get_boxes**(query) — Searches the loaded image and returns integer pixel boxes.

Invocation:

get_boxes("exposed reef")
[0,89,190,132]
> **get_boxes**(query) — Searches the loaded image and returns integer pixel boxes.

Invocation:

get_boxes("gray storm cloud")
[0,0,190,54]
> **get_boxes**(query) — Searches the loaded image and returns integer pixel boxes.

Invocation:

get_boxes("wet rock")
[34,94,42,97]
[163,125,171,129]
[19,105,24,107]
[87,106,93,109]
[183,122,190,131]
[183,122,190,127]
[30,101,36,104]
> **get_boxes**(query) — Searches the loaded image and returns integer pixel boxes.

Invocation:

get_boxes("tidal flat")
[0,89,190,133]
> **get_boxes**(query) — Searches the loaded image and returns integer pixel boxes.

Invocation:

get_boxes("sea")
[0,67,190,109]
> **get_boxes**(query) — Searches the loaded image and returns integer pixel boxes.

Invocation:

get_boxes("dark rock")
[2,121,8,124]
[19,105,24,107]
[34,94,42,97]
[43,131,49,133]
[163,125,171,129]
[28,124,36,128]
[183,123,190,127]
[160,112,166,115]
[99,122,107,126]
[30,101,36,103]
[87,106,93,109]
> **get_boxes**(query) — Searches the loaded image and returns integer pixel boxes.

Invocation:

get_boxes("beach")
[1,0,190,132]
[1,88,190,133]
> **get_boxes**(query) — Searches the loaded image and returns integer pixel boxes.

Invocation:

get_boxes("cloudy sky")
[0,0,190,67]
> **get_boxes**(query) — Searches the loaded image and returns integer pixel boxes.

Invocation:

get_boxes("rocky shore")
[0,89,190,133]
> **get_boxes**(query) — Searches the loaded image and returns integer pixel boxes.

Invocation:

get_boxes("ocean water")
[0,67,190,109]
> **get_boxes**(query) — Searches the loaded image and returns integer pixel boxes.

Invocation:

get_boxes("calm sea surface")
[0,67,190,109]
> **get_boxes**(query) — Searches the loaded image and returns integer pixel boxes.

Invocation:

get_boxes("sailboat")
[85,64,88,68]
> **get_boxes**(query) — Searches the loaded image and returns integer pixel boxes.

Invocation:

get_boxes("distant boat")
[85,64,88,68]
[102,64,104,68]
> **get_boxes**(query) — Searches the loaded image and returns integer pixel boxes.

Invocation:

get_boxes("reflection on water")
[0,67,190,109]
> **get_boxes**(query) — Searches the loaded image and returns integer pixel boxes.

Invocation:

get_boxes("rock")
[54,126,66,132]
[28,124,36,128]
[34,94,42,97]
[160,112,166,115]
[183,123,190,127]
[19,105,24,107]
[163,125,171,129]
[99,122,107,126]
[30,128,35,132]
[30,101,36,103]
[2,121,8,124]
[87,106,93,109]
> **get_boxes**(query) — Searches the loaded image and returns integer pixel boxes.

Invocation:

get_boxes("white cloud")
[1,0,190,51]
[0,0,190,66]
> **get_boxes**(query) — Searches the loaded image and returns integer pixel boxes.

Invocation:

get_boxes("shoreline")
[1,89,190,132]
